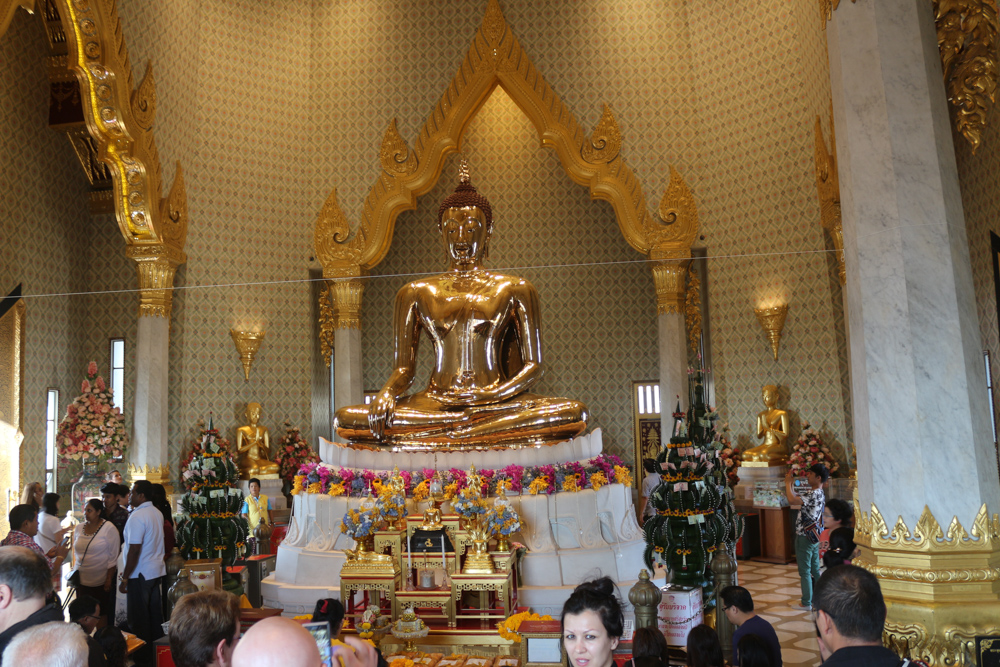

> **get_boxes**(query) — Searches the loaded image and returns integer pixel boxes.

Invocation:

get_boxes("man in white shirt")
[120,479,166,665]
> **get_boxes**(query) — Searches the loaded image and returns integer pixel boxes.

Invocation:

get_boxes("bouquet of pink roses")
[57,361,128,464]
[274,422,319,482]
[787,423,839,476]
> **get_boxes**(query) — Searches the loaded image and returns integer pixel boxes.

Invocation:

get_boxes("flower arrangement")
[340,506,381,539]
[412,480,430,502]
[274,422,319,483]
[374,478,407,525]
[180,428,241,492]
[357,604,390,643]
[452,484,488,519]
[56,361,129,464]
[788,423,840,476]
[496,611,553,642]
[486,502,521,537]
[290,454,633,498]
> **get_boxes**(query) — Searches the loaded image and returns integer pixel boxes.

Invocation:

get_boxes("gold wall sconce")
[230,329,265,381]
[754,304,788,361]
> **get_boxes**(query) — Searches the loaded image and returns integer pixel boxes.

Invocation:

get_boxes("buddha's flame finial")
[458,156,471,185]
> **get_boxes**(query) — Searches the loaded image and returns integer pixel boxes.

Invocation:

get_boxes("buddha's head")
[438,160,493,267]
[246,402,262,424]
[761,385,779,408]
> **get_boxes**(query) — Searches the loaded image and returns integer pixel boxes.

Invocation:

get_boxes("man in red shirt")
[0,505,69,573]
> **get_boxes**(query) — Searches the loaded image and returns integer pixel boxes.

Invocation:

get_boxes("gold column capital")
[330,278,365,330]
[853,490,1000,663]
[651,256,690,315]
[319,278,366,367]
[125,244,185,318]
[126,463,173,494]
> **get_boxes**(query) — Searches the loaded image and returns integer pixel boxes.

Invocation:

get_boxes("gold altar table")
[395,588,457,627]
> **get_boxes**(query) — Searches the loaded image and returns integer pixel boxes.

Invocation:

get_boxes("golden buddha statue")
[235,402,280,478]
[335,162,588,449]
[744,384,789,465]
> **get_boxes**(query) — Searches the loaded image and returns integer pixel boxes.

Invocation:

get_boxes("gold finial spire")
[458,156,471,184]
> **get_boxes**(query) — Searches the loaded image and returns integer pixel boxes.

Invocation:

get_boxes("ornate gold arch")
[315,0,698,292]
[1,0,187,316]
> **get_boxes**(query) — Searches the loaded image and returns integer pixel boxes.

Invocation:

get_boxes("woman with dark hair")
[561,577,623,667]
[631,627,668,667]
[822,526,856,569]
[819,498,854,561]
[736,633,775,667]
[71,498,120,629]
[95,626,129,667]
[312,598,346,638]
[35,492,68,553]
[685,624,724,667]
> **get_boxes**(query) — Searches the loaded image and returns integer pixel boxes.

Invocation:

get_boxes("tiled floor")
[736,560,820,667]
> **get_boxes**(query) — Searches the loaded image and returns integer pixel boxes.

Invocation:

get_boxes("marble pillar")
[131,314,171,485]
[827,0,1000,660]
[829,0,999,522]
[659,311,688,438]
[333,327,364,443]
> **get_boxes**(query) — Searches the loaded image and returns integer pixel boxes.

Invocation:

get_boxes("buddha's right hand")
[369,390,396,440]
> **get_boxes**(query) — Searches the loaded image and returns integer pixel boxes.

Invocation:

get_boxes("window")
[633,381,662,486]
[45,389,58,491]
[110,338,125,413]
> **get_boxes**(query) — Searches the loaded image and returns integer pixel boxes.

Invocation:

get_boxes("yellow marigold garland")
[328,483,346,497]
[291,475,305,496]
[497,611,553,642]
[613,465,633,487]
[412,480,430,501]
[561,475,580,493]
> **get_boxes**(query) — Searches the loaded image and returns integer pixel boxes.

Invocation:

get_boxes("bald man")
[232,617,378,667]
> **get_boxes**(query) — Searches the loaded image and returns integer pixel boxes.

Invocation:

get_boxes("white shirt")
[34,510,62,552]
[73,520,121,587]
[122,501,166,580]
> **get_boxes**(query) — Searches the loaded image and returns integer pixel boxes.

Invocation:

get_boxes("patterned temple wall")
[0,10,102,489]
[3,0,853,484]
[686,1,851,457]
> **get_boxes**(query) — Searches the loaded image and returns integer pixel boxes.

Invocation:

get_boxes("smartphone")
[303,621,333,667]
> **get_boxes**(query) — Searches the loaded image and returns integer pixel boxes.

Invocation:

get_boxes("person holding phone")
[784,464,828,611]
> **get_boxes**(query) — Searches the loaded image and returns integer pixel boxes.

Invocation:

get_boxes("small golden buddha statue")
[744,384,789,465]
[235,402,280,478]
[335,161,588,449]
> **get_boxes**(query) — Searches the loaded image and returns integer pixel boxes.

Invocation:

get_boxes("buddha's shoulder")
[401,271,536,291]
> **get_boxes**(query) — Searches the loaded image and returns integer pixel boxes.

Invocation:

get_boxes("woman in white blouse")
[34,492,68,552]
[72,498,121,628]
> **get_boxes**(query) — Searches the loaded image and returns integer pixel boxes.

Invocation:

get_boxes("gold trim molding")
[853,491,1000,665]
[684,267,702,354]
[933,0,999,153]
[820,0,857,25]
[651,260,688,315]
[314,0,697,282]
[814,114,845,285]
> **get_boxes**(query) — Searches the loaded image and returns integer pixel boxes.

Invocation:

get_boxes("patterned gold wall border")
[814,113,845,285]
[933,0,998,154]
[1,0,188,315]
[853,489,1000,665]
[314,0,698,285]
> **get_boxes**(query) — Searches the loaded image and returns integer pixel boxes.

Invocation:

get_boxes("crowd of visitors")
[2,470,878,667]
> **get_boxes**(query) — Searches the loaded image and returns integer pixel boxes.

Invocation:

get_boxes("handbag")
[801,520,822,544]
[67,521,105,589]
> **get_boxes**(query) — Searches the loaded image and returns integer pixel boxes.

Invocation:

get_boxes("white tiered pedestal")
[260,430,648,616]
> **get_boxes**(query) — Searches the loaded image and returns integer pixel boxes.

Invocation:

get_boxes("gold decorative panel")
[0,297,25,536]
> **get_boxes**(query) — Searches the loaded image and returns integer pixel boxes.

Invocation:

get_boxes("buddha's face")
[246,403,261,424]
[441,206,489,266]
[762,386,778,407]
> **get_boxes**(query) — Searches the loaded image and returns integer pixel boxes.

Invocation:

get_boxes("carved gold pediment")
[315,0,694,279]
[2,0,188,261]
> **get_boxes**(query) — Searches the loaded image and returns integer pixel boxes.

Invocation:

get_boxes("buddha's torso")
[759,408,787,445]
[240,425,265,455]
[410,270,526,395]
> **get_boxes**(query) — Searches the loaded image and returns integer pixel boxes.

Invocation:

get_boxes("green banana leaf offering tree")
[176,426,249,566]
[643,376,744,609]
